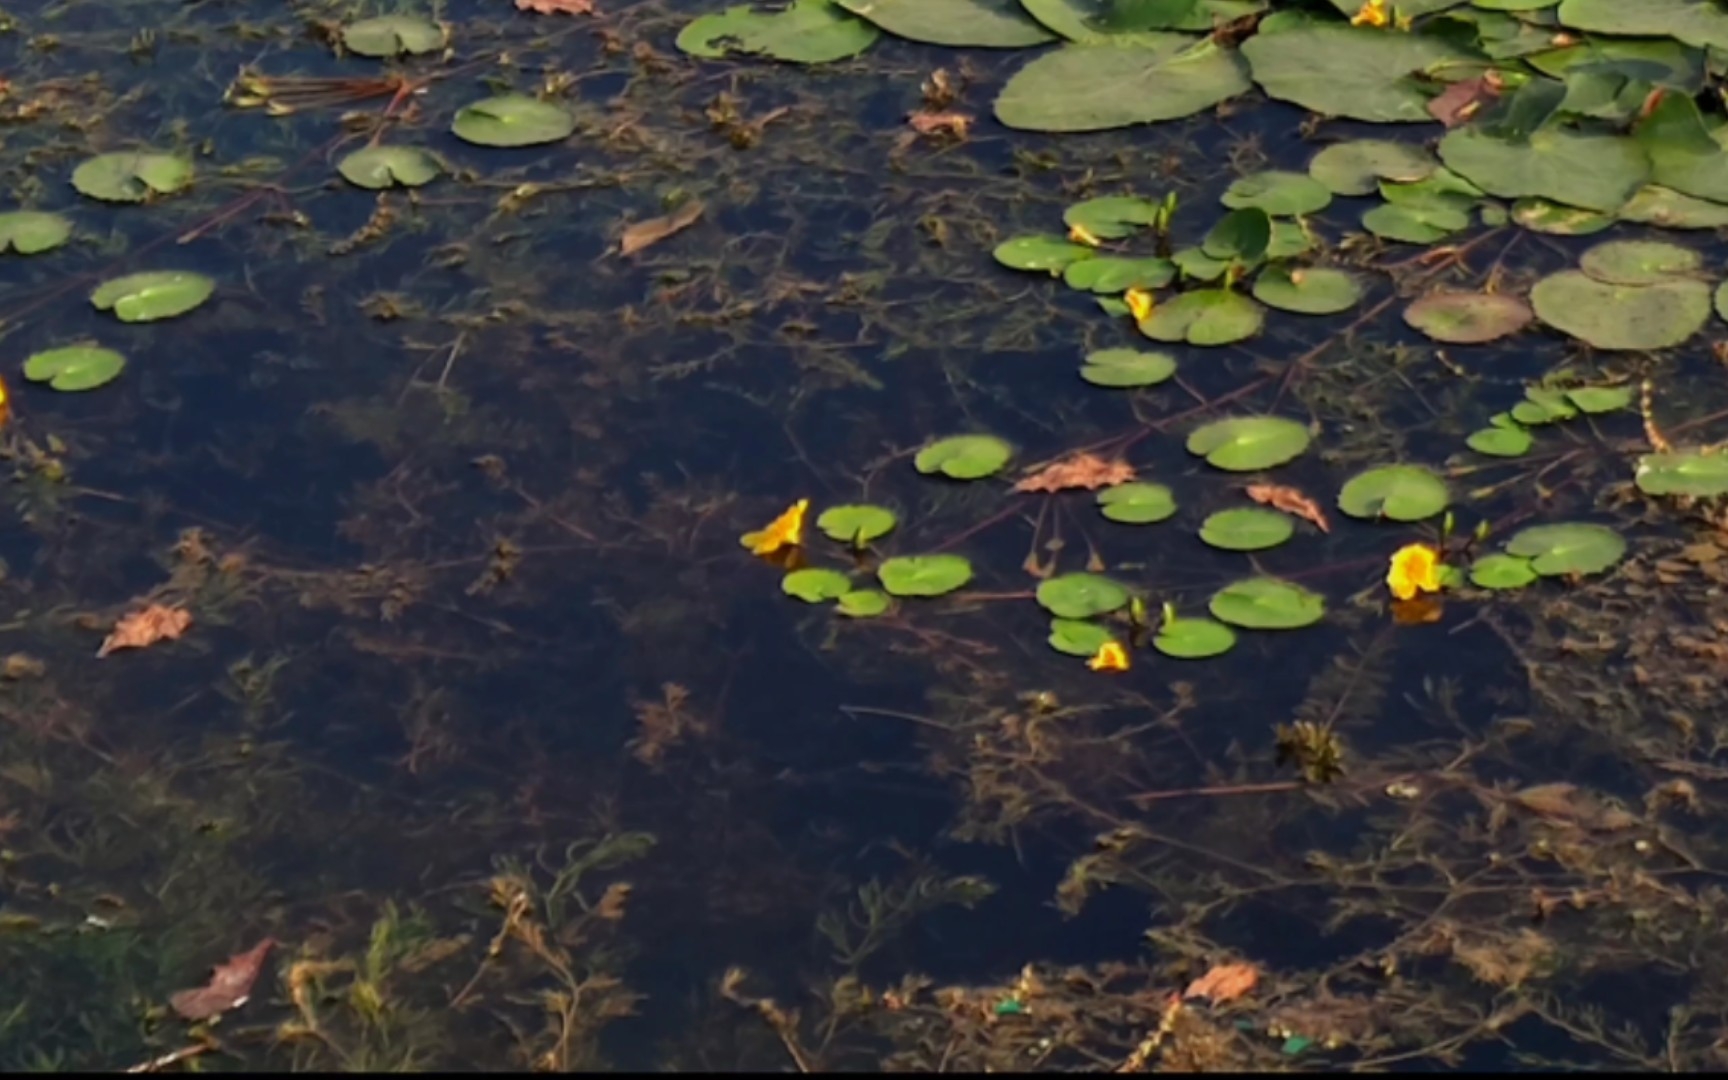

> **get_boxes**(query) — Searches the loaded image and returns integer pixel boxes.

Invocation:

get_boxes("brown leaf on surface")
[908,110,972,140]
[1013,453,1135,494]
[170,937,277,1021]
[1183,961,1259,1005]
[1426,73,1503,128]
[1245,483,1329,533]
[515,0,595,14]
[97,603,192,658]
[618,201,703,257]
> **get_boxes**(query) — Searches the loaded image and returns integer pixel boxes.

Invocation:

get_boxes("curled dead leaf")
[1245,483,1329,533]
[1426,73,1503,128]
[908,110,972,140]
[618,201,704,257]
[1183,961,1259,1005]
[170,937,277,1021]
[97,603,192,658]
[515,0,595,13]
[1013,453,1135,494]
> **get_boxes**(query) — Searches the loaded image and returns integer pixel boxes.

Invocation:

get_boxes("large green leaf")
[90,271,215,323]
[1251,267,1362,315]
[1530,272,1710,350]
[1308,139,1437,196]
[1437,127,1649,212]
[677,0,880,63]
[1579,238,1702,285]
[1635,450,1728,497]
[1136,289,1263,346]
[1242,25,1473,123]
[915,434,1012,479]
[1337,464,1449,522]
[1634,93,1728,204]
[1186,416,1310,471]
[1208,577,1325,630]
[450,95,575,148]
[995,36,1251,132]
[1037,573,1130,619]
[1555,0,1728,51]
[1199,507,1293,551]
[1503,522,1626,576]
[878,554,974,597]
[836,0,1052,46]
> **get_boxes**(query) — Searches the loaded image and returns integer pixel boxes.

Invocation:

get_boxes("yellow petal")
[741,499,809,556]
[1068,223,1102,247]
[1087,640,1131,672]
[1125,287,1155,322]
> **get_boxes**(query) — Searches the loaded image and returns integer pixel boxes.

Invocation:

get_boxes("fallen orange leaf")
[97,603,192,658]
[1013,453,1135,494]
[908,110,971,139]
[618,201,704,257]
[1183,961,1258,1005]
[170,937,277,1021]
[1245,483,1329,533]
[515,0,595,13]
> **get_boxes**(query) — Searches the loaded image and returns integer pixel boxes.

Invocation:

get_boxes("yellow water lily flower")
[1087,640,1131,672]
[1125,287,1155,322]
[1386,542,1444,601]
[1351,0,1390,27]
[741,499,809,556]
[1068,222,1103,247]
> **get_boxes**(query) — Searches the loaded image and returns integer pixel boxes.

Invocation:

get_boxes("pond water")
[4,0,1728,1071]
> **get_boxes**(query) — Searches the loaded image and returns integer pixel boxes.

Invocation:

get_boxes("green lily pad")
[451,94,575,148]
[1222,171,1331,216]
[1199,507,1293,551]
[1098,482,1177,524]
[1153,614,1237,659]
[1186,416,1311,471]
[1717,280,1728,324]
[1467,423,1533,458]
[1308,139,1438,196]
[1510,198,1615,236]
[90,271,215,323]
[337,144,441,190]
[1064,256,1175,293]
[994,234,1096,273]
[1337,464,1449,522]
[0,211,70,255]
[1437,127,1649,213]
[1251,266,1362,315]
[1635,450,1728,497]
[677,0,880,63]
[915,434,1012,480]
[995,35,1252,132]
[837,589,892,617]
[1137,289,1263,346]
[1402,291,1532,344]
[1064,195,1162,239]
[1503,522,1626,576]
[1048,617,1117,657]
[1080,348,1177,388]
[1579,239,1702,286]
[1208,577,1326,630]
[1361,199,1471,244]
[1468,553,1538,590]
[834,0,1052,46]
[1267,219,1313,259]
[1241,25,1472,123]
[1036,573,1130,619]
[878,554,973,597]
[817,504,897,544]
[22,344,126,391]
[1172,246,1230,282]
[1530,271,1711,351]
[1633,92,1728,204]
[1619,185,1728,229]
[71,152,192,203]
[1510,386,1578,426]
[1555,0,1728,52]
[783,567,854,603]
[343,15,444,57]
[1565,386,1633,413]
[1202,207,1271,263]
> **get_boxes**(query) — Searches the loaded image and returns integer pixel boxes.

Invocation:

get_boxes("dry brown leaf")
[1426,73,1503,128]
[170,937,277,1021]
[1245,483,1329,533]
[97,603,192,658]
[618,201,703,257]
[1182,961,1259,1005]
[515,0,595,14]
[1013,453,1135,494]
[908,110,972,139]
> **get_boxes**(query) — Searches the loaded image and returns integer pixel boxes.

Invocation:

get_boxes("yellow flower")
[1350,0,1390,27]
[1087,640,1131,672]
[1125,287,1155,322]
[1067,222,1102,247]
[1386,543,1444,602]
[741,499,809,556]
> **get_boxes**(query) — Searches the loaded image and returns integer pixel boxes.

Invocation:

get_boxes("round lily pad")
[451,94,576,148]
[1242,25,1472,124]
[1468,554,1538,590]
[1208,577,1325,630]
[1153,616,1237,659]
[1036,573,1130,619]
[1202,208,1272,263]
[22,344,126,391]
[342,15,445,57]
[1618,185,1728,230]
[1137,289,1264,346]
[995,35,1252,133]
[71,152,192,203]
[1080,348,1176,388]
[817,504,897,544]
[1063,195,1161,240]
[1361,199,1471,244]
[783,567,853,603]
[677,0,879,63]
[1309,139,1438,196]
[834,0,1052,47]
[1048,617,1116,658]
[1530,271,1711,351]
[1437,126,1650,213]
[1510,198,1614,236]
[0,210,71,254]
[337,145,442,190]
[1098,482,1177,524]
[1199,507,1294,551]
[837,589,891,617]
[1578,239,1703,286]
[1503,522,1626,577]
[1222,171,1332,216]
[878,554,973,597]
[1565,386,1633,413]
[1064,256,1174,293]
[1403,291,1532,344]
[1268,219,1313,260]
[90,270,215,323]
[1635,450,1728,497]
[994,234,1096,273]
[1338,465,1449,522]
[1251,266,1362,315]
[915,434,1012,480]
[1186,416,1311,471]
[1466,424,1533,458]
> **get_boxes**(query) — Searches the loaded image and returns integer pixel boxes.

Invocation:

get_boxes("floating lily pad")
[878,554,973,597]
[90,271,214,323]
[834,0,1052,46]
[71,152,192,203]
[1048,617,1116,657]
[1064,256,1175,293]
[342,15,445,57]
[1037,573,1130,619]
[1511,387,1578,426]
[1618,185,1728,230]
[677,0,880,63]
[915,434,1012,480]
[783,567,854,603]
[1633,91,1728,204]
[1554,0,1728,52]
[1503,522,1626,576]
[995,234,1096,273]
[837,589,891,617]
[1308,139,1438,196]
[1098,482,1177,524]
[1338,464,1449,522]
[1199,507,1293,551]
[1153,614,1237,659]
[451,94,575,148]
[1186,416,1311,471]
[1251,266,1362,315]
[1361,199,1471,244]
[1566,386,1633,413]
[1202,207,1271,263]
[1579,239,1702,286]
[1064,196,1162,239]
[1510,198,1615,236]
[1208,577,1325,630]
[1080,348,1177,388]
[1403,291,1532,344]
[1469,554,1539,590]
[1222,171,1331,216]
[1437,127,1649,213]
[1530,271,1711,351]
[22,344,126,391]
[1267,219,1313,259]
[1242,25,1472,123]
[1137,289,1263,346]
[995,35,1252,132]
[337,145,441,189]
[0,211,70,254]
[817,504,897,544]
[1172,246,1230,282]
[1635,450,1728,497]
[1467,423,1533,458]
